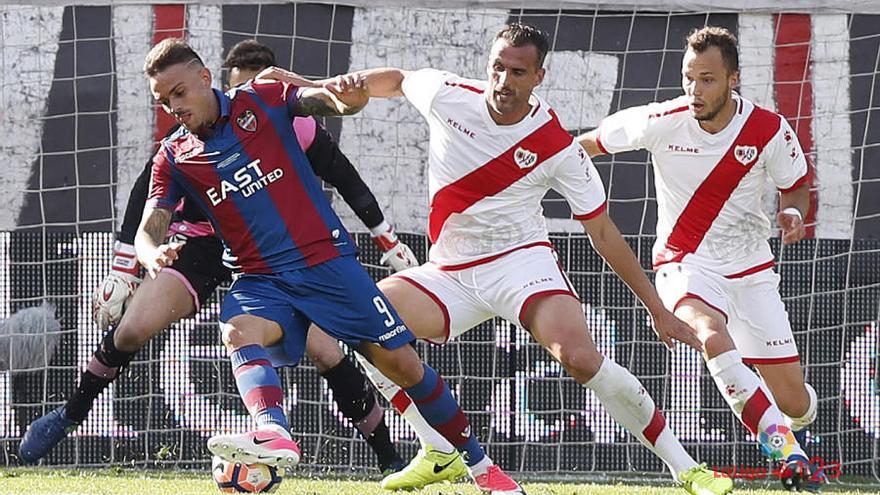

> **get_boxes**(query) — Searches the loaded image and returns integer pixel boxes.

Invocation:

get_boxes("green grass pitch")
[0,469,877,495]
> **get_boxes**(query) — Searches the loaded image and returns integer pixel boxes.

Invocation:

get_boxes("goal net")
[0,0,878,481]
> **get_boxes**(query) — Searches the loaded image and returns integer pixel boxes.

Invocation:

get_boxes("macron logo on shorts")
[379,324,408,342]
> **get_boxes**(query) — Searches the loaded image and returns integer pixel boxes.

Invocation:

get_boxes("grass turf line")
[0,469,877,494]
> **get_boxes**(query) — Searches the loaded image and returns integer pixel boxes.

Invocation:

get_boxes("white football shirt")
[401,68,607,266]
[596,94,809,276]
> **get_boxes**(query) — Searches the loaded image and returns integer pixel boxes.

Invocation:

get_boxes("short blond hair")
[144,38,204,77]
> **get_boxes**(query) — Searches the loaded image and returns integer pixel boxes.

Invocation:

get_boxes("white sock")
[466,454,494,478]
[354,352,455,452]
[790,383,818,432]
[256,423,291,439]
[584,356,697,479]
[707,350,806,458]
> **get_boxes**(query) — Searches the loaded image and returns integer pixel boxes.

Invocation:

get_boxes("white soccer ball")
[211,456,282,493]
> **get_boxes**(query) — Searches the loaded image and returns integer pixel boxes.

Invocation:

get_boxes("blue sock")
[231,344,288,430]
[405,363,484,465]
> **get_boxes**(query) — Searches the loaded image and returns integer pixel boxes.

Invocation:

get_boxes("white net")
[0,1,877,481]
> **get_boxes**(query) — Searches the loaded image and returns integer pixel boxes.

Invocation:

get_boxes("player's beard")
[694,84,731,123]
[179,112,207,135]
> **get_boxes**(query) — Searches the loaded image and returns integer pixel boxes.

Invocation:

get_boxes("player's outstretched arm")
[580,212,703,352]
[254,66,325,88]
[353,68,410,98]
[134,207,183,279]
[576,129,606,159]
[777,182,809,245]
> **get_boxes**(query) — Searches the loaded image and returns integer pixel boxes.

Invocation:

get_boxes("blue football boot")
[780,453,813,492]
[18,406,79,463]
[792,428,826,492]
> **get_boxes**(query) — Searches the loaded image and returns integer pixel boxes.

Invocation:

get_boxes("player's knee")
[112,322,150,354]
[306,343,343,373]
[369,346,423,388]
[556,344,602,383]
[774,384,811,418]
[221,325,253,352]
[692,317,732,354]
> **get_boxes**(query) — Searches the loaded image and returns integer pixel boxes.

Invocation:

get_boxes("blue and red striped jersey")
[148,83,355,274]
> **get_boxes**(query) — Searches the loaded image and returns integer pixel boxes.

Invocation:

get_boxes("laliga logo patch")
[514,147,538,169]
[759,424,795,461]
[236,110,258,132]
[734,145,757,166]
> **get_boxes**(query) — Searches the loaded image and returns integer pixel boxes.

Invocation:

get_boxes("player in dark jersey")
[18,41,417,475]
[137,38,522,494]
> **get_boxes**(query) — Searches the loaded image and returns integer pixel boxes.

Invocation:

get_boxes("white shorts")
[655,261,799,365]
[391,242,579,344]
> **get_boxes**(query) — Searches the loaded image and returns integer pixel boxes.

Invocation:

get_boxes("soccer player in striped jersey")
[302,23,732,495]
[136,38,522,495]
[18,40,416,475]
[578,26,821,492]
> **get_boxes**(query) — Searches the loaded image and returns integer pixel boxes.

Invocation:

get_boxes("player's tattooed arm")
[296,82,368,117]
[135,207,183,279]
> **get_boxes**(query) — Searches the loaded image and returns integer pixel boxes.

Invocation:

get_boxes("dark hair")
[494,23,550,68]
[223,40,276,71]
[686,26,739,74]
[143,38,204,77]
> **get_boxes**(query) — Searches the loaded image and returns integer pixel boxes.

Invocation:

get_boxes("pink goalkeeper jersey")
[402,68,607,266]
[596,94,810,277]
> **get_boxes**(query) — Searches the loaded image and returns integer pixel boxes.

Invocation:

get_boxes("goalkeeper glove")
[92,241,142,331]
[372,225,419,273]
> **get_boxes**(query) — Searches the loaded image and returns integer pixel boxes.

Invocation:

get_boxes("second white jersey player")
[401,68,607,267]
[595,93,809,276]
[594,93,809,361]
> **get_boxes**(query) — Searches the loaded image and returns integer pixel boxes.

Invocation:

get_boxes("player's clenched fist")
[324,73,369,109]
[777,207,805,245]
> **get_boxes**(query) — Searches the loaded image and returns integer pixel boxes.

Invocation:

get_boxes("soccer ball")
[211,456,282,493]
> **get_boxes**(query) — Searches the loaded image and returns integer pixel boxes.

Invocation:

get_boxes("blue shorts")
[219,254,415,367]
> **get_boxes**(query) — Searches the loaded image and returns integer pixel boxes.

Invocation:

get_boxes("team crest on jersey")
[236,110,257,132]
[734,145,757,165]
[514,147,538,169]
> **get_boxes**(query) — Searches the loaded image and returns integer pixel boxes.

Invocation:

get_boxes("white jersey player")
[579,26,821,492]
[323,23,732,495]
